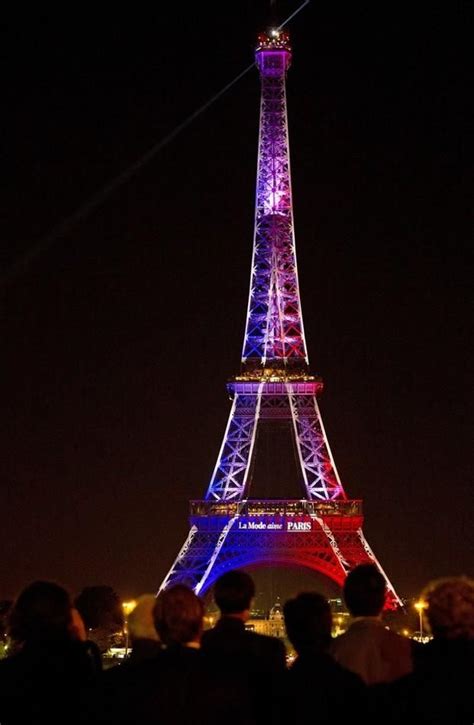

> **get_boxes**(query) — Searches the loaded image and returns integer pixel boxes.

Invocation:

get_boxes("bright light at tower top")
[256,29,291,52]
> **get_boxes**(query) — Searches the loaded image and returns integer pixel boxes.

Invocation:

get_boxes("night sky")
[1,3,472,604]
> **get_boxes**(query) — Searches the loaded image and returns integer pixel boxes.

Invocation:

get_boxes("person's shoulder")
[201,627,218,643]
[332,619,384,643]
[104,649,166,680]
[329,627,351,650]
[250,630,284,649]
[331,656,365,686]
[246,629,284,648]
[201,627,227,652]
[245,631,287,667]
[289,653,366,699]
[379,625,412,651]
[162,645,202,666]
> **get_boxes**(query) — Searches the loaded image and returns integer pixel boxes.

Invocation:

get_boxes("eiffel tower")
[159,29,401,609]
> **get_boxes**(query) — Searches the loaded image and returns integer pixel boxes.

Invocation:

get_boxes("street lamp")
[122,600,137,658]
[414,600,428,641]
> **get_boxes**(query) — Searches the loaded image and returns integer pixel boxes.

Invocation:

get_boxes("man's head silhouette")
[213,570,255,616]
[343,564,386,617]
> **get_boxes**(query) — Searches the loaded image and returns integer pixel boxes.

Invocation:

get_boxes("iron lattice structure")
[159,31,401,608]
[242,33,307,365]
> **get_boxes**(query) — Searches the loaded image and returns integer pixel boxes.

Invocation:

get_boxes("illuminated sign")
[287,521,311,532]
[236,517,313,532]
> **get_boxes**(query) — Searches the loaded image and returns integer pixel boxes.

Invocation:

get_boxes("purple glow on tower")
[158,30,402,610]
[242,30,308,366]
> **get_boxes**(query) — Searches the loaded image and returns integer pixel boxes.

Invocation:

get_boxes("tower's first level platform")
[190,498,363,531]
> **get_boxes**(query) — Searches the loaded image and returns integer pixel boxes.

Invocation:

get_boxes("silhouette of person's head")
[283,592,332,654]
[154,585,204,646]
[343,564,386,617]
[421,576,474,640]
[213,570,255,616]
[9,580,73,645]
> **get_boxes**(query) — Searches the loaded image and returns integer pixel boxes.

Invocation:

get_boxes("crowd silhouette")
[0,568,472,723]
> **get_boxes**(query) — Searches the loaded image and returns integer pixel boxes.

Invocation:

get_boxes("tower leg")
[288,387,345,500]
[159,515,241,594]
[205,388,263,501]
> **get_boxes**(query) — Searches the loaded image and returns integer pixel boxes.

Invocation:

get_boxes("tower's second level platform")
[230,363,323,397]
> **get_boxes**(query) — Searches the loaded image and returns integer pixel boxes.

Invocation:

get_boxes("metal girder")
[204,388,263,501]
[288,388,346,501]
[242,61,307,364]
[202,382,346,504]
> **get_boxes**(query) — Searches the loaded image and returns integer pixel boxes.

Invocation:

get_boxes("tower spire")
[242,29,308,372]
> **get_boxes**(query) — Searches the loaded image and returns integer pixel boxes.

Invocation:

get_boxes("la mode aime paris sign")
[237,517,313,532]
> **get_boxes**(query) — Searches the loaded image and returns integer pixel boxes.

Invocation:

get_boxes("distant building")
[247,598,285,638]
[329,598,350,636]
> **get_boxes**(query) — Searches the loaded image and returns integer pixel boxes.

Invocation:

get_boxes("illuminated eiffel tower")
[159,29,401,608]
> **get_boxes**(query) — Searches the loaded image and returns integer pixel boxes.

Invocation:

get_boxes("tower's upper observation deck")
[256,29,292,76]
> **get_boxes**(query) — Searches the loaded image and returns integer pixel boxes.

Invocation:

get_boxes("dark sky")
[1,3,472,604]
